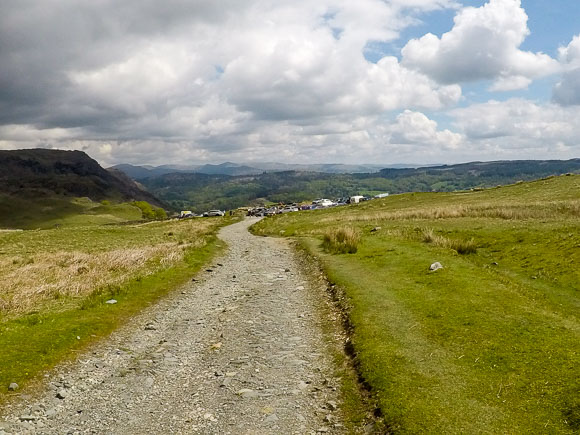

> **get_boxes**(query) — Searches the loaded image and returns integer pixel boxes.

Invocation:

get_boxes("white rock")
[429,262,443,271]
[105,299,117,304]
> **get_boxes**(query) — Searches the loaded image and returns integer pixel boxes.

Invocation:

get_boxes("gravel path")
[1,218,346,434]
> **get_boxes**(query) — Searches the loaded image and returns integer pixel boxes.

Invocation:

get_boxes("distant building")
[374,193,389,199]
[350,195,365,203]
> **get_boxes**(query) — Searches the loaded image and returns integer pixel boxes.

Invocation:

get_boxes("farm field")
[0,211,235,403]
[251,174,580,433]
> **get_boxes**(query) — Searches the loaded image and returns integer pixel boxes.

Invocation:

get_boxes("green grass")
[0,195,145,230]
[0,214,237,403]
[251,174,580,433]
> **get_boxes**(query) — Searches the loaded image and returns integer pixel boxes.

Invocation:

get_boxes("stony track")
[0,218,346,434]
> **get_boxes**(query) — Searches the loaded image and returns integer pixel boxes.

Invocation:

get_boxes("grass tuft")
[322,227,361,254]
[421,228,477,254]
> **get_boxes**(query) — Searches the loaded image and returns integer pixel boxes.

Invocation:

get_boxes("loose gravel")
[1,218,347,434]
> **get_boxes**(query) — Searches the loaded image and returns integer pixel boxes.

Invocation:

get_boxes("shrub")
[154,208,167,219]
[132,201,167,220]
[322,226,361,254]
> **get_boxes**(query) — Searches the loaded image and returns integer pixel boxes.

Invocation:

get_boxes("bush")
[322,226,361,254]
[154,208,167,219]
[132,201,167,220]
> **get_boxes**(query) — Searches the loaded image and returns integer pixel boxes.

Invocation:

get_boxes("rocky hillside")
[0,149,164,207]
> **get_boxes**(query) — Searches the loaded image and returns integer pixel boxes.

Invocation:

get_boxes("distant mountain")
[138,158,580,212]
[193,162,264,176]
[0,149,165,207]
[109,161,395,179]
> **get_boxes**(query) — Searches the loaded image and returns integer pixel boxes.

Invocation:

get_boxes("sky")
[0,0,579,166]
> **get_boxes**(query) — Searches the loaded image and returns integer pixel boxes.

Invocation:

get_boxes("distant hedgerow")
[322,226,361,254]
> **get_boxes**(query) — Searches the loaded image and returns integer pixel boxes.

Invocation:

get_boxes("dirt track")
[0,218,347,434]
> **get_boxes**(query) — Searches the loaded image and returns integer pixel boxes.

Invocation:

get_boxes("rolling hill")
[137,159,580,213]
[0,149,166,228]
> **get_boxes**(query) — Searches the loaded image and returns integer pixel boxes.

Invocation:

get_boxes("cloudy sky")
[1,0,579,166]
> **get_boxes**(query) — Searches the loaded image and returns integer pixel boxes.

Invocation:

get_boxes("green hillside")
[140,159,580,212]
[251,174,580,433]
[0,149,167,229]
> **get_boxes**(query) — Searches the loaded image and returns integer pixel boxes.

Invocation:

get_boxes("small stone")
[144,323,157,331]
[265,413,279,424]
[370,226,381,232]
[45,409,57,418]
[296,286,305,291]
[317,427,330,433]
[8,383,18,391]
[56,389,67,400]
[19,415,38,422]
[429,262,443,271]
[211,342,222,350]
[105,299,117,304]
[326,400,338,411]
[285,268,290,272]
[237,389,259,398]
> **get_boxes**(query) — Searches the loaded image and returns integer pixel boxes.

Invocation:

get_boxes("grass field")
[252,174,580,433]
[0,195,167,230]
[0,208,236,403]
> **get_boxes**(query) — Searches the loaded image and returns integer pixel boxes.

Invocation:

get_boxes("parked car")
[315,199,336,207]
[204,210,225,217]
[179,210,194,218]
[279,206,299,213]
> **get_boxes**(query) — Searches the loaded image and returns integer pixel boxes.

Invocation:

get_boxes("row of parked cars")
[179,194,388,219]
[247,205,299,216]
[178,210,225,218]
[246,195,380,216]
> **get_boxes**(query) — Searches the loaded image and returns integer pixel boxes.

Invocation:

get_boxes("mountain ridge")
[0,149,165,207]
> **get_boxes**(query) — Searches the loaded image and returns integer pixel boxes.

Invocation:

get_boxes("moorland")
[251,174,580,433]
[1,149,578,433]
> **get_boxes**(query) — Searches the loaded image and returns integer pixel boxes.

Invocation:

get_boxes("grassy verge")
[292,240,377,433]
[0,215,237,404]
[251,175,580,433]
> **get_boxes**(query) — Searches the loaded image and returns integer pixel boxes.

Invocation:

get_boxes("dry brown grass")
[0,230,210,315]
[320,200,580,224]
[322,226,361,254]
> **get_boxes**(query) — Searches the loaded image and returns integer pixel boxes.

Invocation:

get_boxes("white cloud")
[402,0,559,90]
[553,35,580,106]
[388,110,463,149]
[451,99,580,156]
[0,0,576,165]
